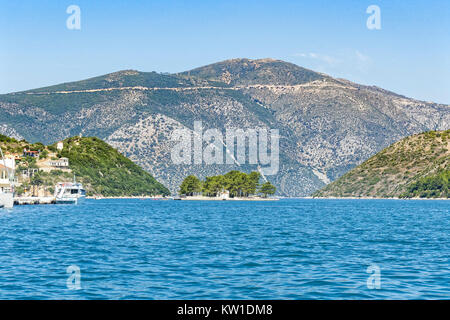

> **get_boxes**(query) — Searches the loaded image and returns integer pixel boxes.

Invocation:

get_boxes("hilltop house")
[47,157,69,169]
[23,149,40,158]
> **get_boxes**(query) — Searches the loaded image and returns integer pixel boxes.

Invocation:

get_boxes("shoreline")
[86,196,170,200]
[310,196,449,201]
[178,196,279,201]
[84,196,448,201]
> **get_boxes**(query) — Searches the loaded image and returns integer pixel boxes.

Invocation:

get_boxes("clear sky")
[1,0,449,103]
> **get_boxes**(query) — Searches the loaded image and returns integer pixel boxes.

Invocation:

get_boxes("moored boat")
[0,192,14,208]
[54,176,86,205]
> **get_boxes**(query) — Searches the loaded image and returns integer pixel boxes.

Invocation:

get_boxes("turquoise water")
[0,199,448,299]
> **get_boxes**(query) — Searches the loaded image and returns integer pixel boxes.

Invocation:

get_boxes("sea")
[0,199,448,299]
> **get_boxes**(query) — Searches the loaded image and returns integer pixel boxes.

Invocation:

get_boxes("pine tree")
[259,181,276,198]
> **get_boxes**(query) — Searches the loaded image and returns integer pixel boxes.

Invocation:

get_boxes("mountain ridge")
[6,58,446,104]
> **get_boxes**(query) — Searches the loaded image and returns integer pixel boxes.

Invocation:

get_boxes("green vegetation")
[0,134,19,144]
[178,170,276,198]
[22,70,207,93]
[400,170,449,198]
[313,130,450,199]
[260,181,276,198]
[202,175,226,197]
[0,134,44,154]
[39,150,48,159]
[179,175,202,196]
[58,136,170,197]
[185,58,325,86]
[0,134,170,197]
[1,71,220,115]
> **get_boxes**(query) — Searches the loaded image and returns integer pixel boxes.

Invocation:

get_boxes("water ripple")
[0,199,448,299]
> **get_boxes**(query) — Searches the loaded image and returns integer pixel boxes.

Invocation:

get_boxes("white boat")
[54,176,86,205]
[0,192,13,208]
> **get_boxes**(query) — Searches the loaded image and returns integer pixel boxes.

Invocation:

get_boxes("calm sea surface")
[0,199,448,299]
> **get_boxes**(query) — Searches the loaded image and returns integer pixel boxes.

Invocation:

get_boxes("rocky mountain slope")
[313,130,449,198]
[0,58,449,196]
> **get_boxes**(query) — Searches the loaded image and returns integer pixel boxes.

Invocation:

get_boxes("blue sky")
[1,0,449,103]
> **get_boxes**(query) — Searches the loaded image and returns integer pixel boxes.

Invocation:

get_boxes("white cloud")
[292,52,340,66]
[291,50,373,74]
[355,50,372,73]
[355,50,370,63]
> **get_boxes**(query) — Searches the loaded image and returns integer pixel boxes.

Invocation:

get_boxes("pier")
[13,197,56,205]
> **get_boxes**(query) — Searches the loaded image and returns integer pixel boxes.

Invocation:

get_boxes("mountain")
[0,58,449,196]
[313,130,449,198]
[0,134,170,197]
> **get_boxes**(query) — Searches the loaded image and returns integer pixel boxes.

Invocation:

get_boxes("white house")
[219,190,230,199]
[1,157,16,171]
[57,141,64,151]
[0,161,15,193]
[47,157,69,169]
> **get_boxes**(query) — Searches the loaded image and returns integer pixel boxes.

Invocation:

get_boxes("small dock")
[14,197,56,205]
